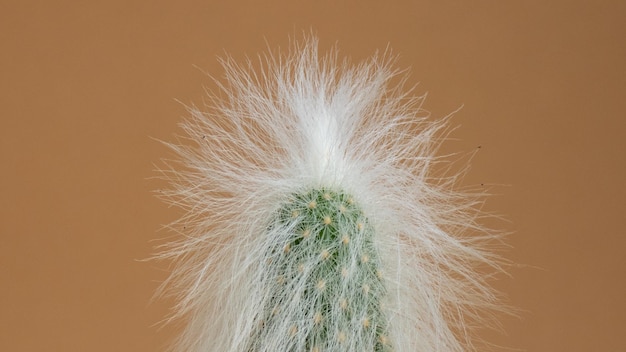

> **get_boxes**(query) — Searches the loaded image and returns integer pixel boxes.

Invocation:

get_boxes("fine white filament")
[157,36,505,352]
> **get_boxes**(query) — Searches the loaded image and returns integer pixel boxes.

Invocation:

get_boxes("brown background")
[1,1,624,351]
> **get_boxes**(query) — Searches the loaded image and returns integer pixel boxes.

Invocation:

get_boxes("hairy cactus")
[157,36,505,352]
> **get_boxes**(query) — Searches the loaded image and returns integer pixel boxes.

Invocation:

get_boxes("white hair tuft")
[156,36,508,352]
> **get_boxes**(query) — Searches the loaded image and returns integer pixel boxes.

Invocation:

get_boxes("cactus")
[157,36,505,352]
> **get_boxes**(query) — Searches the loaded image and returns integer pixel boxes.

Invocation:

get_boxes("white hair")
[156,36,507,352]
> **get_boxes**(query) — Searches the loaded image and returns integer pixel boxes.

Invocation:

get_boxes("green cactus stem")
[247,188,391,351]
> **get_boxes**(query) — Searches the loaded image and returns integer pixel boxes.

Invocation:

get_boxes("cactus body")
[248,188,390,351]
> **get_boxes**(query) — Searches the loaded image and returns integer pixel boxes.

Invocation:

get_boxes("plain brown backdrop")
[1,1,624,351]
